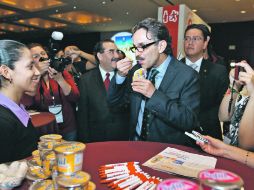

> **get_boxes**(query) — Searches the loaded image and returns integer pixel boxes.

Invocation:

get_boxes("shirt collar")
[99,65,115,81]
[186,57,203,72]
[152,55,171,78]
[0,92,30,127]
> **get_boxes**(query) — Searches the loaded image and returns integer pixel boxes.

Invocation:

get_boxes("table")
[17,141,254,189]
[30,112,58,135]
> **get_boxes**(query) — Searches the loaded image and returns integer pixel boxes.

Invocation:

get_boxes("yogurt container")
[29,179,54,190]
[156,178,200,190]
[40,134,62,142]
[56,171,91,189]
[54,142,86,175]
[32,150,40,158]
[26,168,49,186]
[198,169,244,190]
[42,150,56,176]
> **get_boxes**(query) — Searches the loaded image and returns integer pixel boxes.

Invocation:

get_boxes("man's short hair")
[132,17,173,56]
[184,24,211,41]
[93,39,115,63]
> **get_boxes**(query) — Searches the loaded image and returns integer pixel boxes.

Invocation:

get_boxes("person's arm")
[79,51,96,65]
[239,95,254,149]
[48,67,71,96]
[197,136,254,168]
[85,61,96,70]
[218,68,242,122]
[236,61,254,149]
[48,68,80,103]
[107,58,133,107]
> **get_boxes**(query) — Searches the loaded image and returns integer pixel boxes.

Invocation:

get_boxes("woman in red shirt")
[27,43,80,141]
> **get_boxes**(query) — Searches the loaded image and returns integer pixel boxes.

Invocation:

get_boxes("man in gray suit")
[107,18,200,147]
[77,39,129,142]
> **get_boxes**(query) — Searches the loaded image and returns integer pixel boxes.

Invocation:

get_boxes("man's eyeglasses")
[130,41,159,53]
[184,36,203,43]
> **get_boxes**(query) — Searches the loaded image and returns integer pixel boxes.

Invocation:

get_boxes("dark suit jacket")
[107,57,200,147]
[182,58,229,139]
[77,68,130,142]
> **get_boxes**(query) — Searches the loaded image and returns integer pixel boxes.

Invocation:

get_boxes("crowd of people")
[0,18,253,168]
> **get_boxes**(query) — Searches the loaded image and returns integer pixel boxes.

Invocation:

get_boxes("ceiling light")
[73,6,77,9]
[192,9,197,12]
[235,0,240,2]
[240,10,246,13]
[126,11,129,15]
[102,1,106,4]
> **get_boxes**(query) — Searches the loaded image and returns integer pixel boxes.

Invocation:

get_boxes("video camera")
[40,31,71,72]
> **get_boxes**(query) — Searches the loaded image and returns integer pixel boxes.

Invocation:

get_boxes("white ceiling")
[0,0,253,34]
[74,0,254,32]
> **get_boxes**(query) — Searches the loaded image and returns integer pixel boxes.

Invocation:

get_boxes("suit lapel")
[158,57,178,92]
[148,58,178,121]
[94,68,107,95]
[199,59,209,79]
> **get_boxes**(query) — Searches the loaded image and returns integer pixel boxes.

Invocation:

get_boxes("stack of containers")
[26,134,96,189]
[26,134,63,185]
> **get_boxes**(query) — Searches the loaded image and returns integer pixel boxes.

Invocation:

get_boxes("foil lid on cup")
[198,169,244,189]
[156,178,199,190]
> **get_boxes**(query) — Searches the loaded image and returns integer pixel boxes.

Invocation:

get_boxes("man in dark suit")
[107,18,200,147]
[77,39,129,142]
[182,24,229,140]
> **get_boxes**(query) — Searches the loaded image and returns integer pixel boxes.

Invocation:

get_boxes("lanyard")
[40,79,62,106]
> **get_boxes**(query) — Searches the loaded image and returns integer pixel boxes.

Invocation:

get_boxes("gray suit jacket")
[107,57,200,147]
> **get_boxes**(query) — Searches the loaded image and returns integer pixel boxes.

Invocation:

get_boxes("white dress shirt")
[186,57,203,73]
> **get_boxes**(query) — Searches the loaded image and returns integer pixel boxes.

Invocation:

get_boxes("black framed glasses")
[184,36,203,43]
[130,41,159,53]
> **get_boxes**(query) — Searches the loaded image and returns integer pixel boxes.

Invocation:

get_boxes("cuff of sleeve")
[115,73,126,84]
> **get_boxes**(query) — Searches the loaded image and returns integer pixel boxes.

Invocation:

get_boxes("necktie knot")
[148,69,159,85]
[189,63,198,71]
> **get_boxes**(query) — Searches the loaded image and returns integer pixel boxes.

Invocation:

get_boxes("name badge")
[49,104,63,123]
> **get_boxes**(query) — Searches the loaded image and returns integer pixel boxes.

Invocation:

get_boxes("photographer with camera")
[27,43,80,141]
[219,60,254,150]
[64,45,96,85]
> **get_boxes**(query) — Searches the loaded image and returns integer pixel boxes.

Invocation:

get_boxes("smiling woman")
[0,40,40,163]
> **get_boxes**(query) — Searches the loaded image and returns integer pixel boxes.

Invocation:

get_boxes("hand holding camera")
[36,57,50,75]
[48,67,63,82]
[230,61,254,95]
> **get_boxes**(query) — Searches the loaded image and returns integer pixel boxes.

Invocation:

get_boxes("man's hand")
[116,58,132,77]
[131,78,156,98]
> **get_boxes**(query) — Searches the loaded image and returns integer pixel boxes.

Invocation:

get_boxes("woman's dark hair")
[93,39,115,63]
[27,43,44,50]
[132,18,173,56]
[0,40,27,87]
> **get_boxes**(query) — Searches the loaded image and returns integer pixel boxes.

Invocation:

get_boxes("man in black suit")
[182,24,229,140]
[107,18,200,147]
[77,39,129,142]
